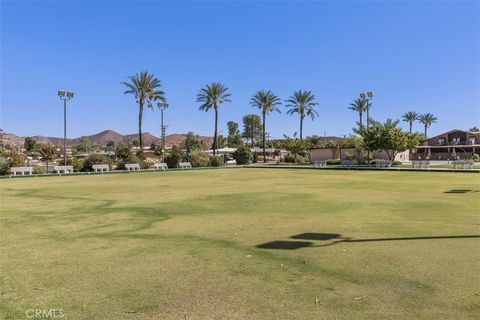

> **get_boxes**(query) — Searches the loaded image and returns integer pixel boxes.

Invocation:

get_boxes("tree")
[349,97,368,130]
[196,82,231,155]
[358,119,421,161]
[250,90,281,163]
[401,111,419,133]
[227,121,241,147]
[115,143,132,161]
[189,150,209,167]
[76,137,93,152]
[122,71,166,149]
[285,90,319,140]
[183,132,203,158]
[304,135,323,149]
[37,143,56,173]
[233,144,251,165]
[242,114,262,147]
[106,140,116,151]
[165,145,184,168]
[280,134,309,163]
[418,113,437,138]
[24,137,37,154]
[469,126,479,132]
[132,139,140,148]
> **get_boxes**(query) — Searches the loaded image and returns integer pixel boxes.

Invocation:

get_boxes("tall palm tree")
[285,90,319,140]
[401,111,419,133]
[122,71,165,150]
[349,97,368,130]
[196,82,231,155]
[250,90,281,162]
[418,113,438,138]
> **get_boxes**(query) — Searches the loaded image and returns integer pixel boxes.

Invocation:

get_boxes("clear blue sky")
[1,0,479,139]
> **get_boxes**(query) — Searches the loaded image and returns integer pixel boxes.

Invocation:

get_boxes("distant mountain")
[1,129,214,149]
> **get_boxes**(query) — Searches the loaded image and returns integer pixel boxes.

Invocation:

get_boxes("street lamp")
[58,90,74,166]
[157,101,169,161]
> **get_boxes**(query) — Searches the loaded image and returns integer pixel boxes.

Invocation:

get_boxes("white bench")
[92,164,109,172]
[10,167,33,176]
[313,160,326,168]
[125,163,140,171]
[179,162,192,169]
[54,165,74,173]
[153,162,168,171]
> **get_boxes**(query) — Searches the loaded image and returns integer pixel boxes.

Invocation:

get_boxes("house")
[412,129,480,160]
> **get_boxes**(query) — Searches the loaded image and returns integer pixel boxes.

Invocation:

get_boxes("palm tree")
[401,111,419,133]
[285,90,319,140]
[122,71,165,150]
[196,82,231,155]
[349,97,368,130]
[250,90,281,162]
[418,113,438,138]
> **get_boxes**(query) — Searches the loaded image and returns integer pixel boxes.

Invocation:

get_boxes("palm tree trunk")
[359,112,363,130]
[262,111,266,163]
[424,125,427,138]
[138,100,144,150]
[300,116,303,140]
[213,106,218,156]
[409,122,413,133]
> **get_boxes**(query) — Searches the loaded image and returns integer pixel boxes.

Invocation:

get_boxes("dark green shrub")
[82,154,111,171]
[190,150,209,167]
[326,159,341,165]
[165,145,184,168]
[233,145,251,165]
[0,157,9,175]
[209,155,223,167]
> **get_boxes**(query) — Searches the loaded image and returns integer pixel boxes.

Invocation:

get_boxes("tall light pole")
[360,92,374,129]
[58,90,74,166]
[157,101,169,161]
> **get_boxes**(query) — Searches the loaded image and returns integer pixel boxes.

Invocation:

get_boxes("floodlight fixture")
[367,92,373,98]
[58,90,66,97]
[360,93,366,99]
[66,91,74,99]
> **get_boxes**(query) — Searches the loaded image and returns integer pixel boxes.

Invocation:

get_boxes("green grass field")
[1,169,479,319]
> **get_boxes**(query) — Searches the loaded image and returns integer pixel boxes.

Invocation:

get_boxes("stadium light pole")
[58,90,74,166]
[157,101,169,161]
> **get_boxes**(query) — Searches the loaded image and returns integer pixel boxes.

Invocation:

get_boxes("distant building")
[412,129,480,160]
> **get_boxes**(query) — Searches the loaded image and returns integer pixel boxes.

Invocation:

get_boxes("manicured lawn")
[1,169,479,319]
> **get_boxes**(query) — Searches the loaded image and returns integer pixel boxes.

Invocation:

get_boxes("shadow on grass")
[444,189,477,194]
[257,233,480,250]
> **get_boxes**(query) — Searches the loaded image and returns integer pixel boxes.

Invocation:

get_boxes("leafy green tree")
[106,140,116,150]
[122,71,166,149]
[165,145,184,168]
[227,121,241,147]
[349,97,368,130]
[250,90,281,163]
[9,151,26,167]
[82,154,111,171]
[189,150,209,167]
[132,139,140,148]
[24,137,37,154]
[418,113,437,138]
[358,119,421,161]
[233,144,251,165]
[37,144,56,173]
[0,157,9,175]
[280,135,309,163]
[401,111,419,133]
[304,135,323,148]
[196,82,231,155]
[115,143,132,161]
[183,132,204,158]
[242,114,262,147]
[285,90,319,140]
